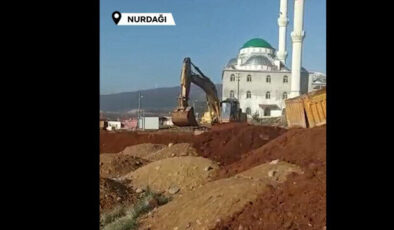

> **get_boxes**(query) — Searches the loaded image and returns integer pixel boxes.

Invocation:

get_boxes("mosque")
[221,0,326,118]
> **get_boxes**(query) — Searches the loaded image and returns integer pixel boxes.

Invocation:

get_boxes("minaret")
[277,0,288,64]
[290,0,305,98]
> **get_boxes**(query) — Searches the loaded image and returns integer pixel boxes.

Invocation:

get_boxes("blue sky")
[100,0,326,94]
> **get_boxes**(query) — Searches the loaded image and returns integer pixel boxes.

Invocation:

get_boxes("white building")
[107,121,121,130]
[222,38,311,118]
[222,0,325,118]
[138,117,159,130]
[308,71,326,91]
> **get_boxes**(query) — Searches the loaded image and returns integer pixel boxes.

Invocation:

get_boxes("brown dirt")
[121,156,219,196]
[100,153,150,178]
[100,131,195,153]
[139,161,301,230]
[192,123,286,166]
[100,124,326,229]
[215,171,326,230]
[100,123,286,166]
[214,126,326,179]
[99,177,137,214]
[120,143,167,158]
[144,143,199,161]
[213,126,326,230]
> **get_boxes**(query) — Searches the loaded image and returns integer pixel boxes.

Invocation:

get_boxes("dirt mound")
[215,170,326,230]
[100,177,137,213]
[121,143,167,157]
[144,143,198,161]
[193,123,286,166]
[139,161,301,230]
[213,126,326,230]
[215,126,326,179]
[100,123,286,166]
[122,156,219,195]
[100,153,150,178]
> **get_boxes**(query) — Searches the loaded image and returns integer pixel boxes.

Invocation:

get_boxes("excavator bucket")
[171,106,199,126]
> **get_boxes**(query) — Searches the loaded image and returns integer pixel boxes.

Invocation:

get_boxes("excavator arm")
[190,63,221,121]
[172,57,221,126]
[190,74,220,123]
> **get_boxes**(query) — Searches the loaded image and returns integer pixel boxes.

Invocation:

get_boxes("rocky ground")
[99,123,326,229]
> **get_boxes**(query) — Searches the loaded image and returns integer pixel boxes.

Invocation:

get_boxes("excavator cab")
[220,98,241,123]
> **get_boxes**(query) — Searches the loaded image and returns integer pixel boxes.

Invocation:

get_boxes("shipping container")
[138,117,160,130]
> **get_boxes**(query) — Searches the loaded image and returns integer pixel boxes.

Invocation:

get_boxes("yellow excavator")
[171,57,242,127]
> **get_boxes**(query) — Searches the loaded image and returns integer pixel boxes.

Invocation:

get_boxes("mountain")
[100,84,222,114]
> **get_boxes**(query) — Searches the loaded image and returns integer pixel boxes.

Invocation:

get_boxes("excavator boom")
[171,57,221,126]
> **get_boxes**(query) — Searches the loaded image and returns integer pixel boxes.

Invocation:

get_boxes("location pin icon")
[112,11,121,25]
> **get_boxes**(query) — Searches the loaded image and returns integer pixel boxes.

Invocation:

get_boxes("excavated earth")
[121,143,199,161]
[121,156,219,196]
[100,153,150,178]
[139,161,302,230]
[214,126,326,230]
[143,143,199,161]
[100,124,326,229]
[214,126,326,179]
[120,143,167,158]
[100,123,286,166]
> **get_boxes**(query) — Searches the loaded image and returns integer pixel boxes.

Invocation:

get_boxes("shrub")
[101,205,127,226]
[102,215,137,230]
[101,187,170,230]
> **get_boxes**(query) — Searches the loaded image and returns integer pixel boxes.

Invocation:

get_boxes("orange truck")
[285,88,326,128]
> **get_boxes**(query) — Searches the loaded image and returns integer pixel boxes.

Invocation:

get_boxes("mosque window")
[266,91,271,99]
[246,91,251,98]
[230,90,235,98]
[247,75,252,82]
[283,75,288,83]
[246,107,251,115]
[283,92,288,99]
[230,74,235,81]
[266,75,271,83]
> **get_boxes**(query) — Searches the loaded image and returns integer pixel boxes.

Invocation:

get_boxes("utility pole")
[236,73,240,99]
[137,91,141,120]
[137,92,144,129]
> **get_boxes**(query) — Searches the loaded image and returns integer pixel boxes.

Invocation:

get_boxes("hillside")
[100,84,222,113]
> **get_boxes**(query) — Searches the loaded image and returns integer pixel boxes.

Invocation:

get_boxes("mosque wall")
[222,69,310,118]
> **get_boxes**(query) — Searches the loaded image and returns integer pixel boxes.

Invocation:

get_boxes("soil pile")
[192,123,286,166]
[100,153,150,178]
[215,126,326,178]
[215,171,326,230]
[100,123,286,166]
[139,161,301,230]
[120,143,167,158]
[213,126,326,230]
[122,156,219,195]
[144,143,198,161]
[100,177,137,213]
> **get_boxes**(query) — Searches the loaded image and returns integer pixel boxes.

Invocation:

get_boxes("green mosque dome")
[241,38,273,49]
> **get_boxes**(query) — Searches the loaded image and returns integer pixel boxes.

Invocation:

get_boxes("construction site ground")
[100,122,326,229]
